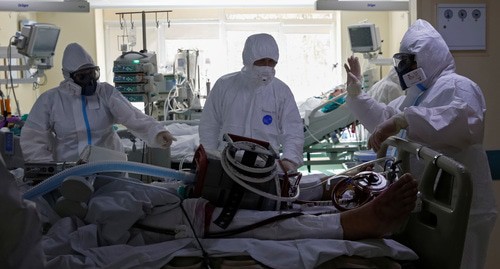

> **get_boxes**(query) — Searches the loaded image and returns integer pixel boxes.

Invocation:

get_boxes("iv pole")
[115,10,172,52]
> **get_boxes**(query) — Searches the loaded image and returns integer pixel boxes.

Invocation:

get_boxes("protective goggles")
[253,58,277,67]
[70,66,100,82]
[393,53,416,72]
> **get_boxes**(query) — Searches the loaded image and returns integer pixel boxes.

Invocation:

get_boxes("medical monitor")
[348,23,381,53]
[16,23,60,58]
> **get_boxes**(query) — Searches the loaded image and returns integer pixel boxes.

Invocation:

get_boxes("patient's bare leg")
[341,173,418,240]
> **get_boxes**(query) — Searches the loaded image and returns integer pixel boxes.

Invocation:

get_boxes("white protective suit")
[366,68,404,104]
[346,19,497,269]
[21,43,168,162]
[199,33,304,167]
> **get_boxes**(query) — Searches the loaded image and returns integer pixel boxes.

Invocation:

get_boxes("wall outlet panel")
[437,3,486,50]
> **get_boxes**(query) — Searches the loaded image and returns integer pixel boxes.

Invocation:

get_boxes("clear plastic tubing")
[22,161,196,200]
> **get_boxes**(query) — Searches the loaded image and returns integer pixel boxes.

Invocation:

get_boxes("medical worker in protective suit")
[365,68,404,105]
[199,33,303,172]
[20,43,175,162]
[344,19,497,269]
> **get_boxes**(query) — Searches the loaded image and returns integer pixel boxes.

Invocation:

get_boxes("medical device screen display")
[28,25,60,58]
[348,24,380,53]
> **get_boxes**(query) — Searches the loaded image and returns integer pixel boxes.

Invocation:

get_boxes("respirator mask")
[393,53,426,90]
[244,58,277,87]
[249,65,276,87]
[71,66,100,96]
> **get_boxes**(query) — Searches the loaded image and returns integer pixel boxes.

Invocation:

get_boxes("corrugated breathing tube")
[22,161,195,200]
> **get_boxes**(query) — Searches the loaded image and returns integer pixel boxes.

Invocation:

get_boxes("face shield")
[393,53,415,72]
[393,53,426,90]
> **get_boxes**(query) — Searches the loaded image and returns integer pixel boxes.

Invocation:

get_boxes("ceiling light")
[0,0,90,12]
[315,0,409,11]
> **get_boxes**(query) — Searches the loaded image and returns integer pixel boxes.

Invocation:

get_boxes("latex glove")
[346,55,362,79]
[344,56,363,96]
[279,159,298,174]
[156,131,176,148]
[368,113,408,152]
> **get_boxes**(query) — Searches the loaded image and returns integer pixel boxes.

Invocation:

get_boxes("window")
[102,9,341,103]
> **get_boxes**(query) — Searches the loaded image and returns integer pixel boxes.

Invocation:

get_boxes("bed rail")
[378,136,472,269]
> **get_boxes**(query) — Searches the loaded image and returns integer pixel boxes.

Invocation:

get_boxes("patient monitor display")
[14,23,60,58]
[348,23,381,53]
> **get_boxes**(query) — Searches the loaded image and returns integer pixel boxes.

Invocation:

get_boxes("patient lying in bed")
[16,171,417,268]
[298,85,347,118]
[320,87,346,113]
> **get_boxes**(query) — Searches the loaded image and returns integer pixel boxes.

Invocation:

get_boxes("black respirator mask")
[70,67,100,96]
[393,53,426,90]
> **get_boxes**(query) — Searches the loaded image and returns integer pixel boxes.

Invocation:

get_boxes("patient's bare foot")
[341,173,418,240]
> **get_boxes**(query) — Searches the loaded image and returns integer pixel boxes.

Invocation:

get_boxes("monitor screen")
[349,27,373,47]
[348,23,380,53]
[17,23,60,58]
[29,26,60,58]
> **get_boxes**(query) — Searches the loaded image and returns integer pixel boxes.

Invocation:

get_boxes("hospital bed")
[303,92,357,148]
[302,92,362,171]
[377,137,472,269]
[18,135,471,269]
[118,120,200,170]
[162,120,200,170]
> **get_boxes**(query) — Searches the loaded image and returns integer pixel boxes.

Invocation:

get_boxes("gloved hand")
[344,56,362,96]
[368,113,408,152]
[279,159,298,174]
[156,131,176,148]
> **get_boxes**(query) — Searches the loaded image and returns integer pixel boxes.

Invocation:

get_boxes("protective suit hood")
[62,43,97,80]
[399,19,455,89]
[241,33,279,87]
[242,33,279,67]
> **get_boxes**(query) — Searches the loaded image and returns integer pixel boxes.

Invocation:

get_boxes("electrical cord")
[7,36,22,116]
[179,202,213,269]
[204,212,304,238]
[304,124,323,144]
[220,143,300,203]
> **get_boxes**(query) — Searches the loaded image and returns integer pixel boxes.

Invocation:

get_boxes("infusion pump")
[113,51,164,111]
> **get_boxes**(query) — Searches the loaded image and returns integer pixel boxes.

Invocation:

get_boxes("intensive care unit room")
[0,0,499,269]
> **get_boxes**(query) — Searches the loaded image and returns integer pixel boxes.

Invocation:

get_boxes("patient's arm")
[341,173,418,240]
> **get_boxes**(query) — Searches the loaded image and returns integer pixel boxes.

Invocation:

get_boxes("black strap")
[212,183,245,229]
[206,212,304,238]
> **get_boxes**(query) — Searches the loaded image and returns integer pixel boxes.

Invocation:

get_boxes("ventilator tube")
[22,161,196,200]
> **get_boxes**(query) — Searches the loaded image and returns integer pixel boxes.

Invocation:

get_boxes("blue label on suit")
[263,115,272,125]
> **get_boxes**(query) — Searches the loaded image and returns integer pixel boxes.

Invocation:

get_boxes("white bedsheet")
[165,123,199,163]
[38,178,417,269]
[297,97,324,119]
[121,122,200,163]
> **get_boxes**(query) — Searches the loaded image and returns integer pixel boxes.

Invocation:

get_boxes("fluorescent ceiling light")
[0,0,90,12]
[316,0,409,11]
[89,0,316,9]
